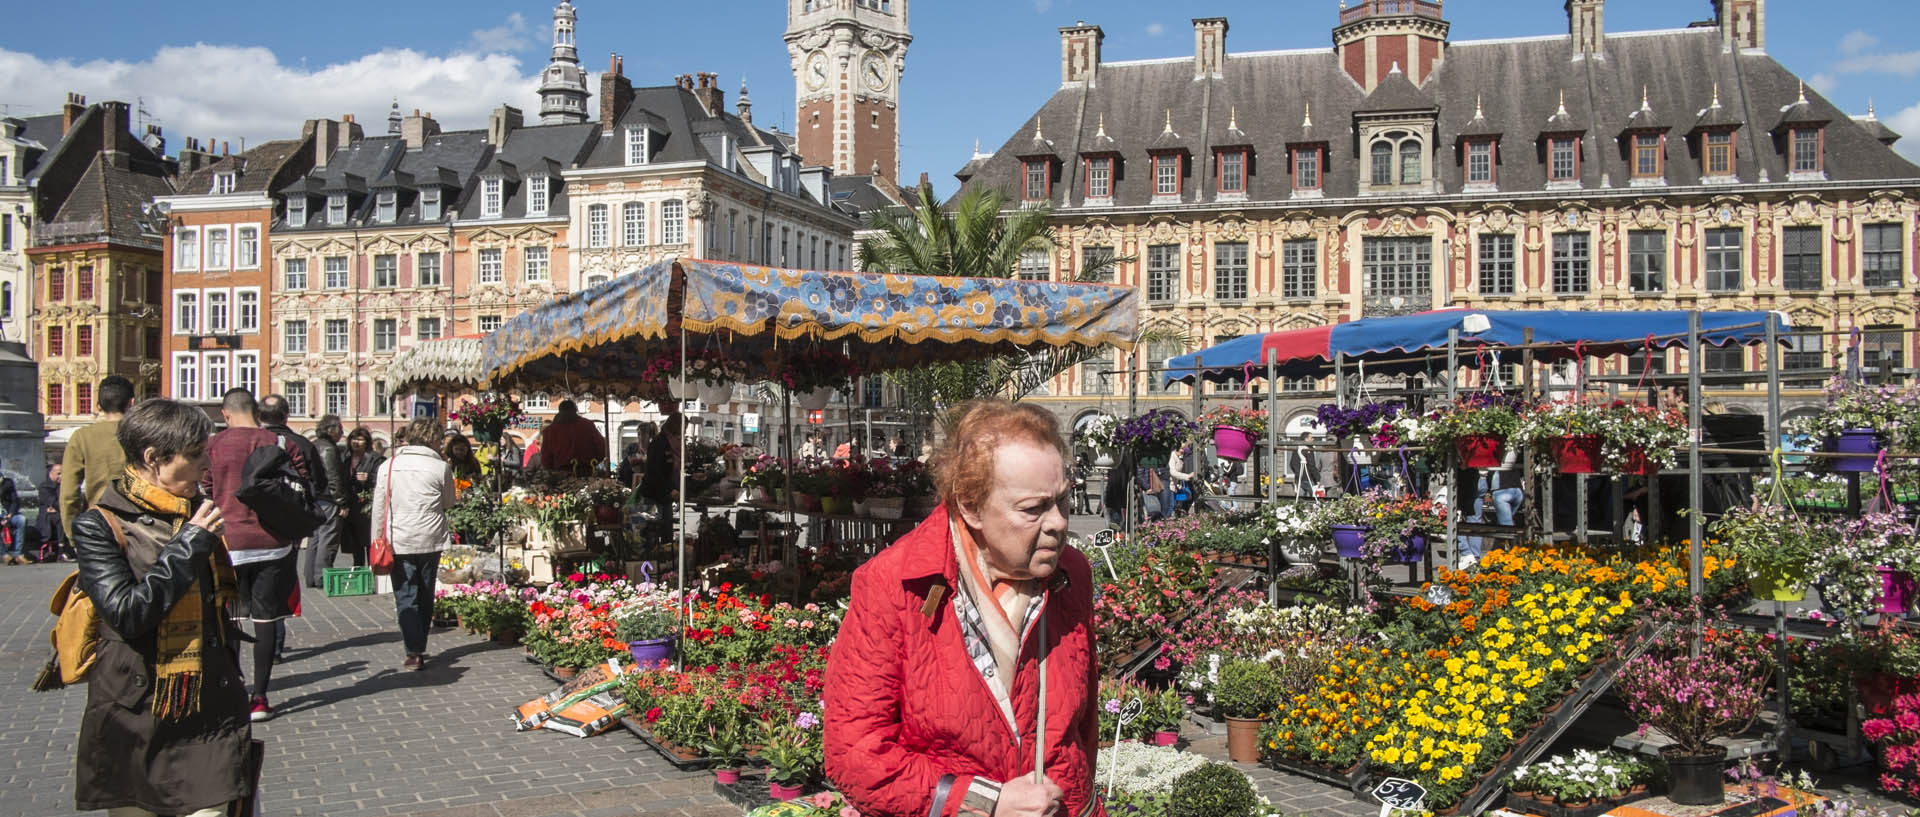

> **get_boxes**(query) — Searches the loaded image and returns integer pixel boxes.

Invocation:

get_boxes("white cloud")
[1833,50,1920,78]
[1841,31,1880,56]
[1033,0,1053,12]
[1809,73,1838,95]
[0,45,547,150]
[465,12,534,55]
[1145,22,1165,37]
[1886,101,1920,163]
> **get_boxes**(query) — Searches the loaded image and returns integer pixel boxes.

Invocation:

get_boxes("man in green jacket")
[59,375,133,540]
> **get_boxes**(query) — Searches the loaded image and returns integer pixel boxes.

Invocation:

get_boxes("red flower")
[567,572,586,583]
[645,706,662,723]
[719,625,736,637]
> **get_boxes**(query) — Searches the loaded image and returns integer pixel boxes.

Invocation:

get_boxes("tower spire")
[537,1,590,125]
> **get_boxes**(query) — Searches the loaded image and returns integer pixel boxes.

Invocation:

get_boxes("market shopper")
[641,400,685,517]
[206,389,306,722]
[60,374,134,541]
[1,461,23,564]
[443,432,483,493]
[372,418,456,670]
[824,400,1100,817]
[343,427,384,567]
[38,462,70,561]
[70,397,252,816]
[538,399,607,476]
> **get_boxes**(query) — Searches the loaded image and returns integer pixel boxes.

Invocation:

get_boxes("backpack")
[31,512,127,690]
[236,442,328,541]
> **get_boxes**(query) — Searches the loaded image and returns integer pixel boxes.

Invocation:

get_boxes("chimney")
[61,92,86,135]
[599,54,635,126]
[401,111,441,149]
[1059,22,1104,86]
[694,72,724,117]
[1713,0,1764,52]
[487,104,524,147]
[1568,0,1604,58]
[100,101,131,169]
[303,117,361,168]
[798,165,828,203]
[1193,18,1228,78]
[142,124,164,154]
[178,137,212,174]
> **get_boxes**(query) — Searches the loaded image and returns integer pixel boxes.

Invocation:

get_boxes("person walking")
[343,427,384,568]
[0,461,24,564]
[372,418,456,670]
[538,399,607,476]
[205,389,306,722]
[262,400,344,590]
[70,397,251,817]
[496,433,526,488]
[60,374,134,542]
[37,462,70,562]
[640,400,685,517]
[308,414,350,587]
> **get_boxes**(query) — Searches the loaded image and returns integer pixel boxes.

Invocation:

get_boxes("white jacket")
[370,445,455,556]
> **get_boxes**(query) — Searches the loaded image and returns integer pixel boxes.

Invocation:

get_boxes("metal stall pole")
[1765,312,1791,752]
[1267,348,1279,606]
[674,328,689,672]
[1189,355,1204,518]
[1127,346,1139,545]
[1335,352,1347,409]
[1687,311,1705,656]
[1445,330,1460,570]
[1521,329,1539,543]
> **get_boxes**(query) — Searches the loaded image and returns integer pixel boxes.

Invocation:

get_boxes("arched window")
[622,202,646,246]
[1371,141,1393,186]
[1400,140,1423,184]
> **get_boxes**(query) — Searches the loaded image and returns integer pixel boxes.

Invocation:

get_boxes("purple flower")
[1104,698,1123,715]
[795,711,821,730]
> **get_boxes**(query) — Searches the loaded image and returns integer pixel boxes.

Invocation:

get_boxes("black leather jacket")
[314,437,349,503]
[72,490,220,641]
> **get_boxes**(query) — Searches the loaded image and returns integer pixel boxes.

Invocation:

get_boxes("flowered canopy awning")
[481,258,1139,395]
[385,335,488,395]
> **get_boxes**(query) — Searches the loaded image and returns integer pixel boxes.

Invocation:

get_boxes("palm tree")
[857,184,1130,413]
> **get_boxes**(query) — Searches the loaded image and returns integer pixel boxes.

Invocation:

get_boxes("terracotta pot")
[553,665,579,681]
[1224,716,1265,763]
[714,768,740,785]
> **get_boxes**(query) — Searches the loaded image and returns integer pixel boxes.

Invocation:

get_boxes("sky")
[3,1,1919,196]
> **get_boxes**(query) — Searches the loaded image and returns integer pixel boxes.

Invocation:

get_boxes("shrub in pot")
[1710,501,1830,602]
[1134,687,1186,745]
[1214,659,1278,763]
[1168,764,1258,817]
[698,722,749,785]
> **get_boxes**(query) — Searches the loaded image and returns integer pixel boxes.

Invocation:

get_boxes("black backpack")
[235,440,330,541]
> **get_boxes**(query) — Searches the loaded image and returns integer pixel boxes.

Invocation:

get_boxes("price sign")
[1372,778,1427,814]
[1091,529,1120,581]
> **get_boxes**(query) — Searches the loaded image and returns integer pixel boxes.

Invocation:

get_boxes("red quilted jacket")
[825,506,1103,817]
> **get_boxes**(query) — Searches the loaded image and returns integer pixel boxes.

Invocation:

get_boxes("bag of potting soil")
[511,657,629,732]
[542,688,632,737]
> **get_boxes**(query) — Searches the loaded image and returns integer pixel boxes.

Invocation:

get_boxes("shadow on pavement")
[270,640,498,716]
[281,630,400,664]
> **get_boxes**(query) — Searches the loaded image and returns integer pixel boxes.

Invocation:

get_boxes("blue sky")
[2,1,1917,195]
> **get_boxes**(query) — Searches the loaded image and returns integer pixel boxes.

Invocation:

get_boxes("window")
[1552,233,1590,294]
[1704,131,1734,176]
[173,354,197,401]
[523,393,550,411]
[1704,347,1745,374]
[1146,244,1179,303]
[175,228,199,271]
[420,188,442,222]
[1283,377,1316,393]
[1371,142,1393,185]
[417,253,441,287]
[1362,237,1432,310]
[236,227,259,268]
[373,319,397,352]
[1549,138,1578,182]
[376,191,396,223]
[1399,140,1422,185]
[1626,350,1667,377]
[373,254,397,288]
[477,248,503,284]
[1864,327,1905,375]
[1705,228,1743,292]
[146,268,163,304]
[1783,333,1824,386]
[283,258,308,290]
[1219,150,1245,194]
[1628,230,1666,294]
[1153,154,1180,196]
[526,176,548,217]
[709,213,721,252]
[478,315,503,333]
[1633,134,1662,178]
[482,179,502,218]
[237,288,259,332]
[374,381,390,417]
[173,291,198,334]
[325,381,347,416]
[1081,360,1113,395]
[45,383,61,415]
[205,352,228,398]
[1293,147,1321,190]
[661,200,685,244]
[1782,226,1823,291]
[0,282,9,319]
[1792,128,1822,174]
[587,204,610,248]
[47,268,64,301]
[417,317,442,341]
[2,214,10,250]
[235,352,259,396]
[323,318,347,353]
[622,202,646,246]
[1214,242,1249,300]
[1282,239,1317,299]
[287,198,306,227]
[45,326,63,357]
[1081,246,1115,282]
[1145,339,1183,394]
[524,246,550,283]
[728,212,739,255]
[626,128,648,165]
[327,194,347,225]
[1863,223,1904,289]
[76,267,93,301]
[284,382,307,417]
[1086,157,1111,199]
[212,172,235,194]
[1467,140,1494,184]
[76,325,92,357]
[143,327,160,359]
[76,382,92,415]
[323,256,348,289]
[1023,160,1048,201]
[283,319,307,354]
[1478,234,1515,295]
[1016,250,1049,281]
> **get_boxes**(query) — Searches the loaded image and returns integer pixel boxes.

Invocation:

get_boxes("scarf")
[120,469,239,721]
[952,517,1037,701]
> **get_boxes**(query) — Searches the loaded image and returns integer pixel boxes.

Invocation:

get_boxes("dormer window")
[212,172,236,195]
[1632,134,1664,179]
[1217,149,1247,195]
[1291,146,1323,191]
[376,190,397,224]
[1365,130,1426,191]
[1466,140,1496,185]
[626,128,649,165]
[420,188,442,222]
[1704,131,1735,177]
[1370,142,1392,185]
[1399,141,1421,184]
[1151,153,1182,197]
[1084,156,1112,200]
[1548,137,1579,183]
[287,198,306,227]
[1021,159,1050,202]
[482,178,503,218]
[526,176,549,217]
[1791,127,1822,174]
[327,194,348,225]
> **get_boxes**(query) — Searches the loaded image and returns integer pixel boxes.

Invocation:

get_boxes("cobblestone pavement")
[0,556,1376,817]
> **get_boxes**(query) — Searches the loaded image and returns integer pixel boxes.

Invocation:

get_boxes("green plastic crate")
[323,566,375,597]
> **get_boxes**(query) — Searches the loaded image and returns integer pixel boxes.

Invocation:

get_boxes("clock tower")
[785,0,911,188]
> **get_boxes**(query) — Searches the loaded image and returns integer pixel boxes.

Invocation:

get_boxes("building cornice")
[560,160,711,179]
[153,194,275,212]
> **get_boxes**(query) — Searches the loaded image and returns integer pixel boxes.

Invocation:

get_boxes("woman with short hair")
[68,398,250,816]
[372,418,456,670]
[824,400,1101,817]
[342,427,383,567]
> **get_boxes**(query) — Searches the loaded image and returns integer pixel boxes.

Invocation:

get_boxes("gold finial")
[1556,90,1568,118]
[1163,108,1173,133]
[1034,121,1045,142]
[1797,80,1809,106]
[1096,113,1107,139]
[1228,106,1239,131]
[1641,85,1651,112]
[1303,102,1314,128]
[1869,98,1879,120]
[1474,94,1484,119]
[1711,82,1721,109]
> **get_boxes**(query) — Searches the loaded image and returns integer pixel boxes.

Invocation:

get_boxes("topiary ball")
[1169,763,1259,817]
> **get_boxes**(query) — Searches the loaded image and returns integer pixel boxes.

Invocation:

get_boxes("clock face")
[862,53,889,91]
[805,51,828,90]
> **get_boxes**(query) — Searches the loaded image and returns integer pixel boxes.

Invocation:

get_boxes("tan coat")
[60,418,125,539]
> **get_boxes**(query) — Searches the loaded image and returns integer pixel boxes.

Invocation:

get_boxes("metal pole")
[1335,352,1347,409]
[1266,350,1278,506]
[1446,330,1459,403]
[1126,344,1138,544]
[1766,314,1782,455]
[1521,329,1538,543]
[675,327,688,672]
[1765,312,1791,750]
[1688,311,1705,619]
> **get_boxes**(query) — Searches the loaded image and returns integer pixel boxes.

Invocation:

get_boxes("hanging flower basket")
[1331,524,1370,559]
[1833,429,1885,473]
[698,382,734,406]
[1213,426,1257,462]
[1878,567,1916,615]
[1392,532,1429,565]
[1619,446,1658,476]
[1549,435,1604,474]
[1454,434,1507,468]
[1749,565,1810,602]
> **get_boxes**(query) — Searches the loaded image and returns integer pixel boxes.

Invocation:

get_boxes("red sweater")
[205,426,305,552]
[824,507,1103,817]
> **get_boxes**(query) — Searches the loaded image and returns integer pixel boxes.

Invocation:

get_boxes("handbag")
[369,461,395,576]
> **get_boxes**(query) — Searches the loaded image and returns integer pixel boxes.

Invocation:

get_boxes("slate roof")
[454,121,598,221]
[959,26,1920,207]
[13,114,65,182]
[32,105,175,249]
[175,138,308,196]
[579,85,791,171]
[825,174,908,214]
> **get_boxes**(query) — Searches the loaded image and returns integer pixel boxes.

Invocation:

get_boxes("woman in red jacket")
[825,400,1102,817]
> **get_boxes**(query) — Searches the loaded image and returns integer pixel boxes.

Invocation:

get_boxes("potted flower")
[1312,401,1403,441]
[579,477,632,526]
[1817,512,1920,632]
[1263,502,1328,566]
[1516,400,1613,474]
[777,347,859,412]
[789,460,828,513]
[1613,624,1773,805]
[1360,492,1445,564]
[451,393,527,444]
[684,347,744,406]
[1710,501,1832,602]
[1136,687,1186,747]
[1197,406,1268,463]
[740,455,787,504]
[896,460,937,518]
[1601,402,1689,474]
[1079,414,1121,466]
[1214,658,1278,763]
[1422,392,1527,468]
[864,458,907,519]
[614,602,678,669]
[1863,694,1920,799]
[1314,492,1376,559]
[757,715,824,801]
[698,722,750,786]
[1508,749,1648,808]
[1115,410,1200,465]
[821,458,864,516]
[1787,377,1920,473]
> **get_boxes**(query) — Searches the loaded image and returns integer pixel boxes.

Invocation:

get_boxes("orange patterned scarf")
[119,469,238,720]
